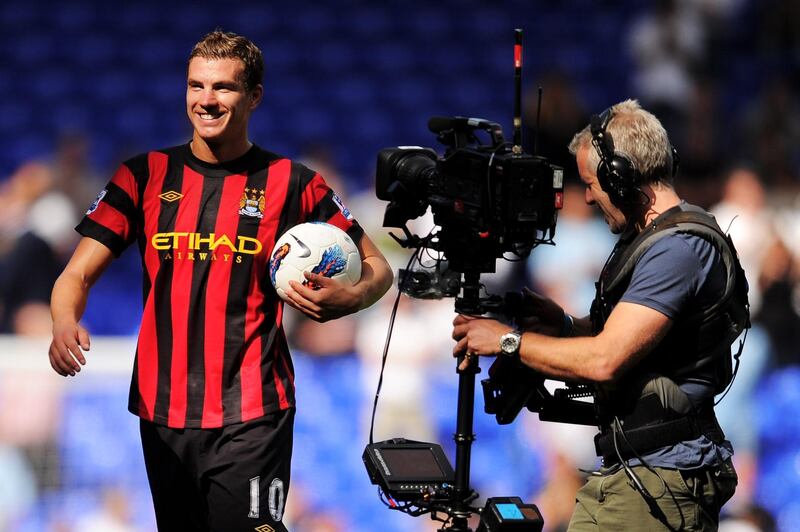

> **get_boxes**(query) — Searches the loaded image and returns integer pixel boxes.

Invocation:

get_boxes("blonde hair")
[189,30,264,92]
[568,99,675,185]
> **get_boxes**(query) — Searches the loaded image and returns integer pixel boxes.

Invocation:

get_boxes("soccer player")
[48,30,393,531]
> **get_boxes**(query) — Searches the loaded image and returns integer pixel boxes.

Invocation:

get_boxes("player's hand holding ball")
[269,222,362,321]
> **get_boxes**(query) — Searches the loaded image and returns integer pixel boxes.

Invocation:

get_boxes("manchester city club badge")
[239,187,266,218]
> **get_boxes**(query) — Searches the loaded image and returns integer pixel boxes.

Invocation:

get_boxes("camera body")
[376,117,564,277]
[370,116,559,530]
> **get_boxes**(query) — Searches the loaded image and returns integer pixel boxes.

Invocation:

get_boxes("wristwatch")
[499,330,522,358]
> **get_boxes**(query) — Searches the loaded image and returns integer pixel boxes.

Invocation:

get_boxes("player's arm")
[351,232,394,308]
[49,237,115,376]
[452,301,672,381]
[287,233,393,322]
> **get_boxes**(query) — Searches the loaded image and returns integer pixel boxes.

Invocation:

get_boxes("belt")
[595,408,724,464]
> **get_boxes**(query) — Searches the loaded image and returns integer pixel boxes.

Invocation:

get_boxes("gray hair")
[568,99,675,185]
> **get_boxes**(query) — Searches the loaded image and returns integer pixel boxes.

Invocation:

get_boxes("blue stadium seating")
[58,381,147,490]
[0,1,778,529]
[755,366,800,527]
[0,0,654,182]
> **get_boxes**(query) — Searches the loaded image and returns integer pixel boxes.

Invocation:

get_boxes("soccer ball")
[269,222,361,301]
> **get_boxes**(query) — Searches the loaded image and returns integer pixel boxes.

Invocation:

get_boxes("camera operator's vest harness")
[590,203,750,464]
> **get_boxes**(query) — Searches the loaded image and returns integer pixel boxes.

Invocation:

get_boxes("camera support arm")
[448,272,484,531]
[388,224,424,249]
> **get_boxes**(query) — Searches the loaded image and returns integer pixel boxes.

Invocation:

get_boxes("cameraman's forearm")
[518,333,605,383]
[519,302,671,383]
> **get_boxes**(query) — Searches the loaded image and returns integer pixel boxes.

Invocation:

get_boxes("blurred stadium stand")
[0,0,652,188]
[2,0,800,530]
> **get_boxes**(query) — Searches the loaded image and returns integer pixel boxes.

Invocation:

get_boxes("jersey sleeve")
[75,160,140,257]
[620,234,706,319]
[299,169,364,244]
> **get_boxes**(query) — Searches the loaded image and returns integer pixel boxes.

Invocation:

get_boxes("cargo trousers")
[567,459,737,531]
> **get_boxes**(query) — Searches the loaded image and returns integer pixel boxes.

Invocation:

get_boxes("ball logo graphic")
[269,222,361,301]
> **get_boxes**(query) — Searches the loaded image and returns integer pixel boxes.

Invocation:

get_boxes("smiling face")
[186,56,262,162]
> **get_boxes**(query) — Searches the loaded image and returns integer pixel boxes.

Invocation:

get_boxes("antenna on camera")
[512,28,523,155]
[534,86,542,156]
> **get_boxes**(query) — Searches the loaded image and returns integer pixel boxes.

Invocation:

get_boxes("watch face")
[501,332,520,355]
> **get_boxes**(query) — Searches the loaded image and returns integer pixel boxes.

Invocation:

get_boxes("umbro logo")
[254,526,275,532]
[159,191,184,202]
[289,234,311,258]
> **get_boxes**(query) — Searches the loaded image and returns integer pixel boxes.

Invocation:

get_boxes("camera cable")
[714,326,747,406]
[368,245,424,446]
[612,416,685,531]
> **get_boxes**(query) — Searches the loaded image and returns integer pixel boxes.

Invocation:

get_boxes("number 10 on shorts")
[249,476,286,521]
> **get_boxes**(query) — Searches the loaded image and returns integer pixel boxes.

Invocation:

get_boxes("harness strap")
[604,209,739,317]
[595,405,724,464]
[595,205,750,382]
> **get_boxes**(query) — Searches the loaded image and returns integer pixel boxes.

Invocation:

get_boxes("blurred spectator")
[526,183,615,315]
[754,239,800,369]
[738,76,800,187]
[674,77,726,206]
[0,159,81,335]
[711,166,778,316]
[74,487,139,532]
[0,162,54,252]
[0,369,63,488]
[709,168,778,508]
[356,294,453,443]
[0,444,37,530]
[757,0,800,73]
[516,71,592,310]
[628,0,706,134]
[51,133,104,220]
[764,196,800,367]
[0,192,78,335]
[720,503,777,532]
[522,70,589,183]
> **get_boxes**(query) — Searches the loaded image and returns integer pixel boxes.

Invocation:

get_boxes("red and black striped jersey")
[77,143,364,429]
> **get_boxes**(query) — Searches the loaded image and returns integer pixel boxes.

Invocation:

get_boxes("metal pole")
[444,272,482,531]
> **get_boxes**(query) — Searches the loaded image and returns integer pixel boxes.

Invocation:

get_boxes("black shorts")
[140,408,295,532]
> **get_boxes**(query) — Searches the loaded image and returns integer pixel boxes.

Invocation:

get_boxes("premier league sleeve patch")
[332,192,354,221]
[86,189,107,215]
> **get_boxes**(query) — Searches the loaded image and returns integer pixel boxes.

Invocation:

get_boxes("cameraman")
[452,99,745,531]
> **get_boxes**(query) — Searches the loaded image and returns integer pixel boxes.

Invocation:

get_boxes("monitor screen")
[381,447,446,479]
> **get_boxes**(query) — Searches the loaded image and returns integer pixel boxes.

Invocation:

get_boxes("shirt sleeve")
[620,234,706,319]
[74,161,140,257]
[299,170,364,245]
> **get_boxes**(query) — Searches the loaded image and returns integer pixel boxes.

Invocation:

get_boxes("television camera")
[363,29,597,532]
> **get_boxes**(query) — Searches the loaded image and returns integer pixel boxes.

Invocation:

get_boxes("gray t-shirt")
[618,232,733,469]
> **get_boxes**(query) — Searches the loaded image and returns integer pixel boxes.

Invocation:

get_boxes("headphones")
[589,107,679,206]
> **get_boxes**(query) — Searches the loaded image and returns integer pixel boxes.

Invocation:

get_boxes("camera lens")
[394,153,437,189]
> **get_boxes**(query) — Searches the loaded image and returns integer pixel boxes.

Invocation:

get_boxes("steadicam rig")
[365,29,555,532]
